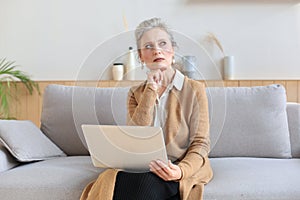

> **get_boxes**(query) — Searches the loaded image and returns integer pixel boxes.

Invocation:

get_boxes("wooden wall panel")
[262,81,274,86]
[286,81,298,103]
[298,81,300,105]
[8,85,18,119]
[224,81,239,87]
[4,80,300,126]
[16,84,28,120]
[26,87,39,123]
[239,81,251,87]
[250,81,263,86]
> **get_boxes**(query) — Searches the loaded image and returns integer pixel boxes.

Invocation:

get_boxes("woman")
[80,17,213,200]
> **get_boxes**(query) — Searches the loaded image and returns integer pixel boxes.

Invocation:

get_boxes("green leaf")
[0,58,40,119]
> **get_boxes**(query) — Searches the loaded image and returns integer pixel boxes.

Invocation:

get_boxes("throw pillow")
[0,120,66,162]
[0,143,19,172]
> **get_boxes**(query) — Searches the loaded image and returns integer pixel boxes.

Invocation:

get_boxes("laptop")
[81,125,168,171]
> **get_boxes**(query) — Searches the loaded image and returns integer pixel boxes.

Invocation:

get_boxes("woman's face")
[139,28,174,71]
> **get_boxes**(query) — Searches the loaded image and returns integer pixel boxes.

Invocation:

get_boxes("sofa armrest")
[0,144,19,173]
[286,102,300,158]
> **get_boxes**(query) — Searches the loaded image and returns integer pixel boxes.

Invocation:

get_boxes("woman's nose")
[152,46,162,55]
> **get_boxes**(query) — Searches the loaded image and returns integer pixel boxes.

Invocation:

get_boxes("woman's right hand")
[149,160,182,181]
[147,69,163,91]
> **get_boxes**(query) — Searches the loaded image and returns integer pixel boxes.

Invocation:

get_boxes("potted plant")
[0,58,40,119]
[206,32,235,80]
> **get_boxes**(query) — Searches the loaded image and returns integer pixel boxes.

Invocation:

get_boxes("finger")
[150,163,178,181]
[150,160,164,171]
[150,161,169,175]
[149,161,169,180]
[147,71,160,86]
[168,160,176,169]
[156,160,169,170]
[151,169,166,181]
[155,160,173,177]
[158,70,163,81]
[150,70,161,79]
[153,75,160,84]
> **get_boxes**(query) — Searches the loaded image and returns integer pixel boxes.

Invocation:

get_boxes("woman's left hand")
[149,160,182,181]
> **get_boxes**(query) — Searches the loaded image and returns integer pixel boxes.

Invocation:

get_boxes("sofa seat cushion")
[0,156,103,200]
[205,158,300,200]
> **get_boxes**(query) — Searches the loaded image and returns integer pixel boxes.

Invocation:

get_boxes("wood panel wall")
[5,80,300,126]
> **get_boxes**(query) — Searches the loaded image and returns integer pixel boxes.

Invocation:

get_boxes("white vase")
[125,47,136,80]
[112,63,124,81]
[223,56,234,80]
[182,56,197,79]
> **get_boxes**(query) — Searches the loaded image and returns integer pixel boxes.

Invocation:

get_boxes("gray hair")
[135,17,177,50]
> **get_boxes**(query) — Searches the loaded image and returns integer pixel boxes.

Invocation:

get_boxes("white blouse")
[153,69,185,129]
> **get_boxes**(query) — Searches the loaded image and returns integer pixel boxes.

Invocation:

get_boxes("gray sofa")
[0,83,300,200]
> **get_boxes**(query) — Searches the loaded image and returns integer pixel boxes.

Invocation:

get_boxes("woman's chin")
[159,66,168,71]
[147,63,169,71]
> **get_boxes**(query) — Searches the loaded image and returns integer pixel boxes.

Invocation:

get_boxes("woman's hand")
[146,69,163,90]
[149,160,182,181]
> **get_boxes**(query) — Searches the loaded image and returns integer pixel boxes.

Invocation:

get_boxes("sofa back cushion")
[41,84,292,158]
[207,84,292,158]
[40,85,129,156]
[286,103,300,158]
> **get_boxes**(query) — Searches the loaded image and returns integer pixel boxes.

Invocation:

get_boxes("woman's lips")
[153,58,165,62]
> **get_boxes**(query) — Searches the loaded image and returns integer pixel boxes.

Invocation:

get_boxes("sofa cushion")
[204,158,300,200]
[0,120,66,162]
[286,103,300,158]
[207,84,291,158]
[0,156,104,200]
[40,84,129,156]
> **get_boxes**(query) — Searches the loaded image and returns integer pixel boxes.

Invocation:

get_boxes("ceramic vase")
[112,63,124,81]
[223,56,234,80]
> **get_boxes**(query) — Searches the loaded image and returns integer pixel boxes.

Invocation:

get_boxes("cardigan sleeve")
[126,84,157,126]
[178,82,210,180]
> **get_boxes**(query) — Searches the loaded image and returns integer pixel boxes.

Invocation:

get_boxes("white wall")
[1,0,300,80]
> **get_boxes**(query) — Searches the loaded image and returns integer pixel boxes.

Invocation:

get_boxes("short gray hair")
[135,17,177,50]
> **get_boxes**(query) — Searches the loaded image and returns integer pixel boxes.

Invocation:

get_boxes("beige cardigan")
[81,77,213,200]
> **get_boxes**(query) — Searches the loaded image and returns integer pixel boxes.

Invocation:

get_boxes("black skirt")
[113,171,180,200]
